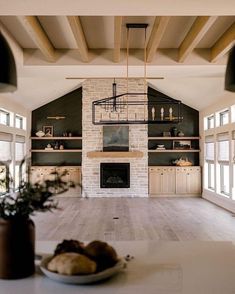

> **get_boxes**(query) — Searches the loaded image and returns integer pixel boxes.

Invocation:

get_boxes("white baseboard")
[202,189,235,213]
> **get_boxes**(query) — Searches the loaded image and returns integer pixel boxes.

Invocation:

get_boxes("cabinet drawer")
[176,166,200,173]
[149,167,175,173]
[149,167,164,172]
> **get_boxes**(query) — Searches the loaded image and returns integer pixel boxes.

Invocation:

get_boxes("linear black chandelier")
[92,23,182,125]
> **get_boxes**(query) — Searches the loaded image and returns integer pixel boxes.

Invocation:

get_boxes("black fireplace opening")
[100,163,130,188]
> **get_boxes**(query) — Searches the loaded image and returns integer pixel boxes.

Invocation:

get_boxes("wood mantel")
[87,151,144,158]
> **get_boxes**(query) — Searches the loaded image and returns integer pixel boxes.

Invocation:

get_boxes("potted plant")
[0,159,75,279]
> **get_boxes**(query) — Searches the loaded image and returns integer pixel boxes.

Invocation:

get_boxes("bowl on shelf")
[36,131,45,137]
[157,145,164,148]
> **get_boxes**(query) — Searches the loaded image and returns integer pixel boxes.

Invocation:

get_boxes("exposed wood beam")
[18,16,56,62]
[178,16,217,62]
[146,16,171,63]
[113,16,123,63]
[67,16,89,63]
[211,22,235,62]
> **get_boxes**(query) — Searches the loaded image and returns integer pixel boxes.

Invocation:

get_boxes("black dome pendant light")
[0,32,17,92]
[225,45,235,92]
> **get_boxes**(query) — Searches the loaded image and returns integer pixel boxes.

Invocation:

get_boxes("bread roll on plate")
[47,252,96,275]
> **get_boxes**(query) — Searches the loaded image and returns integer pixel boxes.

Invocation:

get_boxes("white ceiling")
[1,0,235,15]
[0,2,234,111]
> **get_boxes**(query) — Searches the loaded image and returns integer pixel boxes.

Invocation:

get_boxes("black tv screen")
[103,126,129,151]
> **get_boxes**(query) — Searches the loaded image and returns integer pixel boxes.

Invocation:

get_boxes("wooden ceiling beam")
[67,16,89,63]
[18,16,56,62]
[146,16,171,63]
[178,16,217,62]
[113,16,123,63]
[211,22,235,62]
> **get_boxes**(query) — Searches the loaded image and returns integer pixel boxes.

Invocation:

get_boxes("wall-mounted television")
[103,126,129,151]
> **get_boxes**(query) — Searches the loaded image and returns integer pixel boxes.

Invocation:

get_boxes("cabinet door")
[68,168,81,196]
[162,168,176,194]
[149,168,162,196]
[176,167,201,195]
[56,167,70,183]
[187,167,201,194]
[42,167,56,182]
[30,167,43,184]
[56,167,81,197]
[30,167,56,184]
[176,168,188,194]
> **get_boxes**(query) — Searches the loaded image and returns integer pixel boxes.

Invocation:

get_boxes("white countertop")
[1,241,235,294]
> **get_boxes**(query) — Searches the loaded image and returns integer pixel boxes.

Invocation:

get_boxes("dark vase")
[0,218,35,279]
[171,127,178,137]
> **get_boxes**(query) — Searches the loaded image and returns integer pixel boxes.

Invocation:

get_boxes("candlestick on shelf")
[169,107,173,121]
[151,107,155,120]
[161,107,164,120]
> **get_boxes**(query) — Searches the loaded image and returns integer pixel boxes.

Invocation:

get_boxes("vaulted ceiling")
[0,0,235,110]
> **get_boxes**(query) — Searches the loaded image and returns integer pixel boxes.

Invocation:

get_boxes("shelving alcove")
[30,136,83,197]
[148,136,200,153]
[30,136,83,153]
[148,136,201,197]
[30,136,83,167]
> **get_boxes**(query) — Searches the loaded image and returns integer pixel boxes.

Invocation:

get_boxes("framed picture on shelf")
[43,126,53,137]
[163,131,171,137]
[173,140,191,150]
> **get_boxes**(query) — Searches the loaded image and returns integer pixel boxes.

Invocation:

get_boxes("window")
[15,135,26,190]
[219,109,229,126]
[207,115,214,129]
[208,163,215,190]
[0,109,10,126]
[231,105,235,123]
[0,132,12,163]
[220,165,230,196]
[204,115,215,130]
[0,132,13,195]
[0,109,27,193]
[217,132,230,196]
[15,115,23,129]
[205,136,215,190]
[0,165,7,195]
[232,131,235,199]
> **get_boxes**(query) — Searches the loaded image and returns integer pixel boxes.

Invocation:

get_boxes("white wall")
[200,91,235,213]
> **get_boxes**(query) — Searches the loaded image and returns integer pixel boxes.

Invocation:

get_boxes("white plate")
[40,255,126,284]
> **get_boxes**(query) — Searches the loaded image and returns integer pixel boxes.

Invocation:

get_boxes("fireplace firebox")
[100,163,130,188]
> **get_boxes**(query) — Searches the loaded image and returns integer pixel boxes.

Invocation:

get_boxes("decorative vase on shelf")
[0,218,35,279]
[177,131,184,137]
[171,127,178,137]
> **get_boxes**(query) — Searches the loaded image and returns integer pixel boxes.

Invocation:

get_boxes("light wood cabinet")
[149,166,201,197]
[30,166,81,197]
[149,167,176,195]
[176,167,201,195]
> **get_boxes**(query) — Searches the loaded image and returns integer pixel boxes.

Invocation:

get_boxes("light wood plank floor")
[33,197,235,241]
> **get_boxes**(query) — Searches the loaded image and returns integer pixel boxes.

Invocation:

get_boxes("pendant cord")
[144,27,147,93]
[144,27,147,120]
[126,27,130,120]
[126,27,129,93]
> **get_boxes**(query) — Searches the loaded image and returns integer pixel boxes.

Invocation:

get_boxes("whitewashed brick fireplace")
[82,78,148,197]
